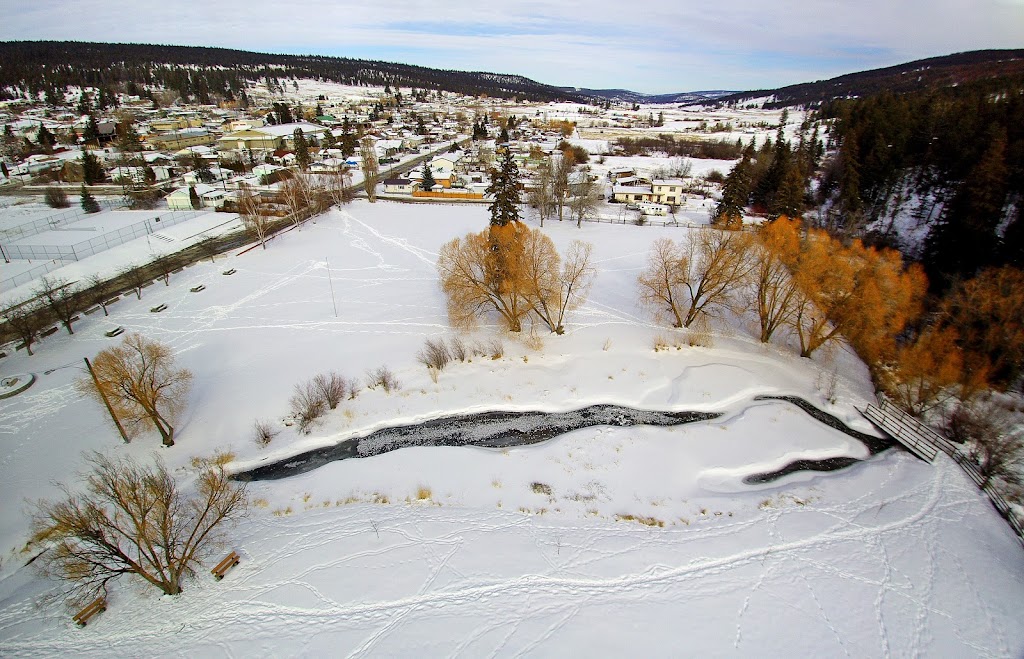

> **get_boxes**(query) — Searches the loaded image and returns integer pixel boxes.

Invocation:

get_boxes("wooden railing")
[863,400,1024,545]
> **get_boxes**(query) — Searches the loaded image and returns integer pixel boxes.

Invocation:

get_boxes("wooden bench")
[150,304,168,313]
[105,327,125,338]
[73,597,106,627]
[222,269,237,276]
[190,284,206,293]
[212,551,240,581]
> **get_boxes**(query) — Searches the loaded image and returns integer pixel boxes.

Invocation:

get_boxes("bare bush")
[365,366,400,393]
[449,336,468,362]
[417,338,451,372]
[290,381,327,434]
[30,453,247,601]
[254,419,279,447]
[313,372,347,410]
[486,338,504,359]
[947,397,1024,489]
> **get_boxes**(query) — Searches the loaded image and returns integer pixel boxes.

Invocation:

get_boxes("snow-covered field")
[0,201,1021,656]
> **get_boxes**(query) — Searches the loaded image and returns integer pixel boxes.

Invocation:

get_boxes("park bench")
[73,597,106,627]
[105,327,124,337]
[150,304,168,313]
[222,268,237,276]
[212,550,240,581]
[190,285,206,293]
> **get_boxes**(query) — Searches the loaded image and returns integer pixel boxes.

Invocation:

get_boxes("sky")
[2,0,1023,94]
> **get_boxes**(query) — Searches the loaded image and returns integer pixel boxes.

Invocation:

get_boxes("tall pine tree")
[486,149,522,227]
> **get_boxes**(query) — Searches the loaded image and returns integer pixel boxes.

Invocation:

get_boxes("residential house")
[612,185,654,204]
[217,122,329,151]
[149,128,215,150]
[166,183,224,210]
[383,178,415,194]
[652,179,685,206]
[607,167,635,181]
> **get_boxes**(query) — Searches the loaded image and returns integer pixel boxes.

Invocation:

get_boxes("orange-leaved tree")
[940,266,1024,389]
[881,327,964,417]
[438,222,593,334]
[790,230,925,360]
[78,333,193,446]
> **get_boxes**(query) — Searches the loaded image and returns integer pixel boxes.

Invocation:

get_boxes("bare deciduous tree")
[637,237,692,329]
[83,273,113,316]
[528,159,557,227]
[325,166,353,207]
[2,298,46,356]
[638,231,751,330]
[77,334,193,446]
[567,168,602,228]
[118,264,150,300]
[36,276,80,335]
[30,453,247,601]
[280,176,308,228]
[238,184,271,249]
[360,136,379,202]
[520,234,595,334]
[746,216,801,343]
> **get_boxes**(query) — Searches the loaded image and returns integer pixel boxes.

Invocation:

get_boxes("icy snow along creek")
[234,400,893,482]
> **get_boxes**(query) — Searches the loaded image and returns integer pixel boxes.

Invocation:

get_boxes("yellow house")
[652,179,685,205]
[149,116,204,132]
[217,122,329,152]
[149,129,215,150]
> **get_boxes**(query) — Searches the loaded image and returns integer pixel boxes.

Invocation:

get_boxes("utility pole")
[83,356,130,443]
[325,256,338,318]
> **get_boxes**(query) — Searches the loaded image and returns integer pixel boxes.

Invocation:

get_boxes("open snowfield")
[0,201,1021,656]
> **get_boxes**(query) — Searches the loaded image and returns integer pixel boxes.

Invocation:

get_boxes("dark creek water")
[741,395,894,484]
[234,405,720,481]
[233,398,893,484]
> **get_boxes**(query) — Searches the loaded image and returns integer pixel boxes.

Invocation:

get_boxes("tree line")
[816,78,1024,288]
[0,41,582,104]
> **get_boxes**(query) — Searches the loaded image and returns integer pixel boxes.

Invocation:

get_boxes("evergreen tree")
[421,163,436,190]
[293,128,310,170]
[486,149,522,226]
[81,150,104,185]
[36,123,56,153]
[189,185,201,210]
[116,119,142,154]
[924,128,1009,287]
[714,145,754,226]
[323,129,336,149]
[83,113,100,144]
[80,185,100,213]
[499,126,510,143]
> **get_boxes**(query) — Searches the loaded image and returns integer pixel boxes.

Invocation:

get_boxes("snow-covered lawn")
[0,201,1020,656]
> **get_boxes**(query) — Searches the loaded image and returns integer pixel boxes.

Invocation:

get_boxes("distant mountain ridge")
[719,49,1024,108]
[562,88,736,104]
[0,41,585,103]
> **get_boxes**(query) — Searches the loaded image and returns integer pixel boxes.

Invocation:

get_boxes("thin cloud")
[1,0,1022,93]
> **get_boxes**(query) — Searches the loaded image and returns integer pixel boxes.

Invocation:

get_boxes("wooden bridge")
[863,399,1024,545]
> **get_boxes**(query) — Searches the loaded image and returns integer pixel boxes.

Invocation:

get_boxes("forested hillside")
[0,41,582,103]
[818,78,1023,288]
[721,50,1024,109]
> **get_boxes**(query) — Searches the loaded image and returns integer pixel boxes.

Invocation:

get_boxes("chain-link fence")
[1,208,209,262]
[0,198,125,241]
